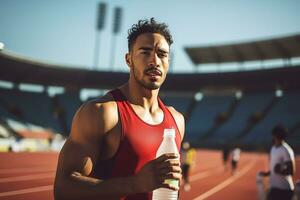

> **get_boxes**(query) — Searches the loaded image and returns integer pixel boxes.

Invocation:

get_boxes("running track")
[0,150,299,200]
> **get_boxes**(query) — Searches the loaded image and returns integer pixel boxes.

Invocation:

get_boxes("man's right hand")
[258,171,270,177]
[134,153,182,193]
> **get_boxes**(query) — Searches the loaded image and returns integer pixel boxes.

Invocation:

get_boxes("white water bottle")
[152,128,179,200]
[256,173,265,200]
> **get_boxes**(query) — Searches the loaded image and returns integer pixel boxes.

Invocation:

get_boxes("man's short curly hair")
[127,18,173,51]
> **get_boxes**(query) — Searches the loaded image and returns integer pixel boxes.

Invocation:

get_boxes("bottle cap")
[163,128,175,137]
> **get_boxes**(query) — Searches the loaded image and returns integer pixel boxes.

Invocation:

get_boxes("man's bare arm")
[54,100,133,199]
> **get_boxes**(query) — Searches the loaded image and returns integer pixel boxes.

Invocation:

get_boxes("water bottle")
[295,180,300,200]
[152,128,179,200]
[256,173,265,200]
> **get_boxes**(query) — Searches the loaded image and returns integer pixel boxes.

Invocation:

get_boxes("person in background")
[259,125,296,200]
[231,146,241,175]
[222,145,230,171]
[180,141,196,191]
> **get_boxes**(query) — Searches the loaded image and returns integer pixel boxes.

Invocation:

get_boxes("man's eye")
[158,53,167,58]
[141,51,150,55]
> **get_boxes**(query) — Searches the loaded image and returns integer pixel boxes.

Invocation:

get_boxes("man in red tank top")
[54,18,185,200]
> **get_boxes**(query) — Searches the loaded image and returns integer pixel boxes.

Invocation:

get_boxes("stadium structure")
[0,34,300,153]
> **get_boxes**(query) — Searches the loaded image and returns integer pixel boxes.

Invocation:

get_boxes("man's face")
[126,33,170,90]
[272,135,281,145]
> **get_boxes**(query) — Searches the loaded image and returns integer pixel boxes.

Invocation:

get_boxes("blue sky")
[0,0,299,73]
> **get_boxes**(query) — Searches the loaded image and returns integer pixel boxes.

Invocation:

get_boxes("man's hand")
[258,171,270,177]
[134,153,182,193]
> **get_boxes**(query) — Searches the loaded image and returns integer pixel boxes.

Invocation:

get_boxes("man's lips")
[145,69,162,76]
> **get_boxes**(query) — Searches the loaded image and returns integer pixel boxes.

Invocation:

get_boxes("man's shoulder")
[281,142,295,157]
[165,106,184,119]
[165,106,185,138]
[165,106,185,126]
[74,93,118,127]
[83,92,118,112]
[70,92,119,141]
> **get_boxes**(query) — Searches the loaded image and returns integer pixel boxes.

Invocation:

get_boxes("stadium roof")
[185,34,300,65]
[0,51,129,90]
[1,50,300,92]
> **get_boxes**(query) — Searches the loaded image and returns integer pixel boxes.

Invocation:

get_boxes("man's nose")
[149,53,160,67]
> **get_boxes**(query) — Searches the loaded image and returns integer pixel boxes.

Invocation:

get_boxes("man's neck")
[274,140,284,147]
[120,82,160,111]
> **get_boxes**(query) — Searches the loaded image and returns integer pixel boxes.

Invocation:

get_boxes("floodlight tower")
[93,3,107,70]
[110,7,122,71]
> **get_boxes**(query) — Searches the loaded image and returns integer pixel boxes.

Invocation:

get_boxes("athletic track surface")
[0,150,299,200]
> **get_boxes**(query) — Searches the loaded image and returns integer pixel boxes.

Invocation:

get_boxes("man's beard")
[132,64,161,90]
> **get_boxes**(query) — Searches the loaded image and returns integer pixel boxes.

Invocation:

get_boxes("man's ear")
[125,53,131,67]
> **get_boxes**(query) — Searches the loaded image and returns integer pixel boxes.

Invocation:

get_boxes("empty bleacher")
[53,92,82,134]
[209,91,274,143]
[242,90,300,146]
[185,94,235,142]
[0,88,61,132]
[161,95,192,115]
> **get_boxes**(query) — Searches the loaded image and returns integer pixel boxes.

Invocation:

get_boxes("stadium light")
[110,7,123,70]
[275,89,283,97]
[96,3,107,31]
[93,3,107,70]
[0,42,4,50]
[235,91,243,99]
[194,92,203,101]
[112,7,122,34]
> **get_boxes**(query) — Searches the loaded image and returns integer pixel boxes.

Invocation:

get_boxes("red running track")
[0,150,299,200]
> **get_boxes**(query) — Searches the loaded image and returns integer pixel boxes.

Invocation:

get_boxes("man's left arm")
[274,161,295,175]
[274,148,295,176]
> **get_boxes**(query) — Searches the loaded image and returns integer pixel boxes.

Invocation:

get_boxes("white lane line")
[0,167,55,174]
[190,167,224,182]
[193,160,256,200]
[190,159,252,182]
[0,185,53,197]
[0,172,55,183]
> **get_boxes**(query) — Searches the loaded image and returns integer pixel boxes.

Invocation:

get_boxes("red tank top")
[109,89,182,200]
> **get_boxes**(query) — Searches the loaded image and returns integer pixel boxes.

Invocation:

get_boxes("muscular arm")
[54,99,182,200]
[54,100,137,199]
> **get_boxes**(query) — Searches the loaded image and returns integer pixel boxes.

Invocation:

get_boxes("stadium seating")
[185,94,235,142]
[53,92,82,135]
[161,95,192,115]
[0,88,61,133]
[209,91,274,143]
[242,90,300,146]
